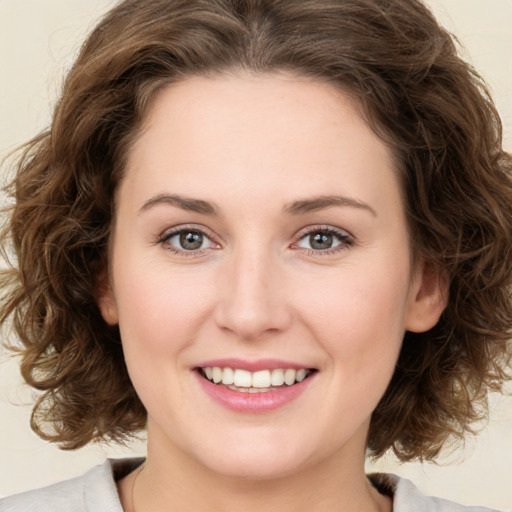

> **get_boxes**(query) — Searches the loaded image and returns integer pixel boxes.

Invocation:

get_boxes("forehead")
[121,72,402,219]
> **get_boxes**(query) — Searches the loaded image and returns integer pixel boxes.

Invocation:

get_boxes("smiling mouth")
[198,367,317,393]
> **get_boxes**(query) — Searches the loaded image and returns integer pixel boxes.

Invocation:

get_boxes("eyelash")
[292,226,354,256]
[157,225,354,256]
[157,225,219,257]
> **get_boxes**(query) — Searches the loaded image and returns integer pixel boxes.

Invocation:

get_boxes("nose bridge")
[215,239,290,339]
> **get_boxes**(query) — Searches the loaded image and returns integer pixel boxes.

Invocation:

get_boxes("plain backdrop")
[0,0,511,508]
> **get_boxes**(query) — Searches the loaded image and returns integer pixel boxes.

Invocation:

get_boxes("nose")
[214,248,292,340]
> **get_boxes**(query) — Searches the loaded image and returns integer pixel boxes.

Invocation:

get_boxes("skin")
[99,73,447,512]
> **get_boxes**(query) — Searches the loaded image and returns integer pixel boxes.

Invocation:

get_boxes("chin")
[182,429,318,481]
[203,452,309,481]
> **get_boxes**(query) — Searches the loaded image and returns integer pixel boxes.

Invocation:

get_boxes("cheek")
[297,263,410,372]
[112,265,211,411]
[112,254,216,359]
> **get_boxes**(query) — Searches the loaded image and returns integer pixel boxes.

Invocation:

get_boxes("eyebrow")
[139,194,219,216]
[139,193,376,217]
[283,195,377,217]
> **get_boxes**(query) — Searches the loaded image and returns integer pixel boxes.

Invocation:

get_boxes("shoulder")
[0,458,143,512]
[369,473,504,512]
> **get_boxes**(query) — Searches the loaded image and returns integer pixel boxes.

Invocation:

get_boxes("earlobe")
[96,274,119,326]
[405,260,449,333]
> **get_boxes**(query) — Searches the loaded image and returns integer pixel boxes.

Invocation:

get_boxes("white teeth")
[284,369,296,385]
[233,369,252,387]
[296,369,307,382]
[212,367,222,384]
[270,369,285,386]
[227,385,270,393]
[252,370,271,388]
[201,366,312,388]
[221,367,234,385]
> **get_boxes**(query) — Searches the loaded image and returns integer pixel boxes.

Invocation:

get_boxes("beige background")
[0,0,511,508]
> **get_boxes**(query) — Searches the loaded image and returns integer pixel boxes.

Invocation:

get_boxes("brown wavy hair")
[1,0,511,460]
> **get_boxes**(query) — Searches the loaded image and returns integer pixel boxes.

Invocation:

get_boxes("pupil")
[310,232,332,250]
[180,231,203,250]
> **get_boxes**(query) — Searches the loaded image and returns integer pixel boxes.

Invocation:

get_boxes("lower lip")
[195,371,315,413]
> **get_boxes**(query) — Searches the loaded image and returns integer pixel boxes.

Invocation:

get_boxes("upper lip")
[196,358,314,372]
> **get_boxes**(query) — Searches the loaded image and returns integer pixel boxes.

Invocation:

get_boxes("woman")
[1,0,511,510]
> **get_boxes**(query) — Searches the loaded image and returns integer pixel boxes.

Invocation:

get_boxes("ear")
[96,270,119,326]
[405,259,449,333]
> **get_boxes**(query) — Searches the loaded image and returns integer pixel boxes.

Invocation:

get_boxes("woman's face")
[100,73,444,479]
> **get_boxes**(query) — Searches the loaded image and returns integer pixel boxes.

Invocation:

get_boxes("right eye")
[160,227,217,254]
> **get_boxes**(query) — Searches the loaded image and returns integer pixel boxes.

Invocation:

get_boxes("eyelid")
[157,224,221,254]
[291,225,355,254]
[155,223,354,256]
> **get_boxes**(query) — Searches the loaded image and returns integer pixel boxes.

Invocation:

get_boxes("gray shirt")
[0,459,502,512]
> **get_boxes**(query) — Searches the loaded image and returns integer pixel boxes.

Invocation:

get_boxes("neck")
[119,435,391,512]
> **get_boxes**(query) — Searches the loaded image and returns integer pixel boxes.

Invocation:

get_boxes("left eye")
[165,229,214,251]
[296,229,350,251]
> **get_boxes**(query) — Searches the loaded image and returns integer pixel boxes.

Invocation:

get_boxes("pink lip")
[196,358,312,372]
[194,370,316,413]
